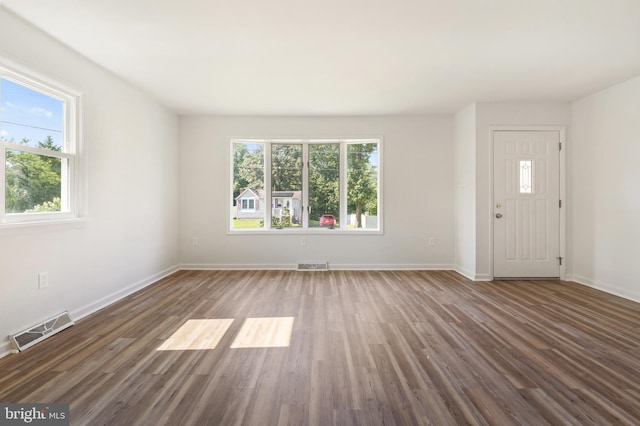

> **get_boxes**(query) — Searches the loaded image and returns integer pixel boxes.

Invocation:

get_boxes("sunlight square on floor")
[230,317,295,349]
[157,319,234,351]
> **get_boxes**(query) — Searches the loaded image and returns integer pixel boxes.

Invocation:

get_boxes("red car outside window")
[319,214,335,227]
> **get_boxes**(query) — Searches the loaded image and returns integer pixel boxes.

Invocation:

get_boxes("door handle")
[495,213,503,219]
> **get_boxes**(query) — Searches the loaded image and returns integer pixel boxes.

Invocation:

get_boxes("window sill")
[0,217,89,232]
[227,227,383,236]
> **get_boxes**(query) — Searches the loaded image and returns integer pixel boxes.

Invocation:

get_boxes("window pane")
[347,142,378,229]
[0,78,63,150]
[232,142,264,229]
[309,144,339,228]
[271,144,302,228]
[5,149,64,213]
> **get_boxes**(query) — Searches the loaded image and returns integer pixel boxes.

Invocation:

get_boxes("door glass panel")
[519,160,534,194]
[309,144,339,228]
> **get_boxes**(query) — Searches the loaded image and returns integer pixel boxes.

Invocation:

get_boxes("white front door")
[493,130,561,278]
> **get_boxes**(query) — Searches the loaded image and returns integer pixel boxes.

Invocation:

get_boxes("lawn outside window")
[230,138,381,234]
[0,62,82,226]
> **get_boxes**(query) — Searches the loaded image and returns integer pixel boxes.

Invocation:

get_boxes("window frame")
[0,61,83,226]
[229,138,383,235]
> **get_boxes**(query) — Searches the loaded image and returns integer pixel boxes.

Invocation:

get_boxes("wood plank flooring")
[1,270,639,425]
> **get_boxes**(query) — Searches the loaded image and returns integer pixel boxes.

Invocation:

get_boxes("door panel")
[493,130,560,278]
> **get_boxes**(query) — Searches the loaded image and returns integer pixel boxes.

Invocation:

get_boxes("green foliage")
[309,144,340,222]
[27,197,62,212]
[4,136,62,213]
[272,215,291,227]
[271,144,302,191]
[347,143,378,228]
[233,143,264,200]
[272,205,296,228]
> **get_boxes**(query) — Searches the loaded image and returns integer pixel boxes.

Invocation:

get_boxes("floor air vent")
[10,311,74,351]
[297,262,329,271]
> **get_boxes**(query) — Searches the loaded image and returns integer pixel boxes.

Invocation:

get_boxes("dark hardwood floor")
[1,270,639,425]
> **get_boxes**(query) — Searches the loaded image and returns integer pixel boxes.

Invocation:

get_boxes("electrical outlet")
[192,237,199,246]
[300,237,306,246]
[428,237,436,246]
[38,272,49,289]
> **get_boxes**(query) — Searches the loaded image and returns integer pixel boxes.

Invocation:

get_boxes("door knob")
[495,213,503,219]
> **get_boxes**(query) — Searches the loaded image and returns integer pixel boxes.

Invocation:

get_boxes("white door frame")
[490,126,566,280]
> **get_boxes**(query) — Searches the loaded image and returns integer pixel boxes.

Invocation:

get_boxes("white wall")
[474,102,572,279]
[0,8,179,356]
[453,104,477,279]
[178,115,454,269]
[571,75,640,302]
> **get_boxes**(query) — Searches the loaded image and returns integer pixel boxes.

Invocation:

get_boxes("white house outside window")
[230,139,381,233]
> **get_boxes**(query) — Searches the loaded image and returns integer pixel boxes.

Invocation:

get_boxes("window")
[241,199,255,211]
[231,139,381,232]
[1,64,80,224]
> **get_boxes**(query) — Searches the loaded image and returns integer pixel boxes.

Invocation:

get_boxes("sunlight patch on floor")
[230,317,295,348]
[157,319,234,351]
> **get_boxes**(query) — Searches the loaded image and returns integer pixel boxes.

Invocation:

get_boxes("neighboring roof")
[235,188,301,200]
[235,188,262,200]
[272,191,301,199]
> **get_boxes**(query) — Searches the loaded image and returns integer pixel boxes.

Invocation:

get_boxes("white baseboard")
[0,265,180,360]
[453,266,474,280]
[180,263,296,270]
[567,274,640,303]
[452,266,492,281]
[0,342,18,359]
[473,273,493,281]
[70,265,180,321]
[179,263,455,271]
[329,264,454,271]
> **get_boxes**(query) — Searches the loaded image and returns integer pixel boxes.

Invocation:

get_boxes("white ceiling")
[3,0,640,116]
